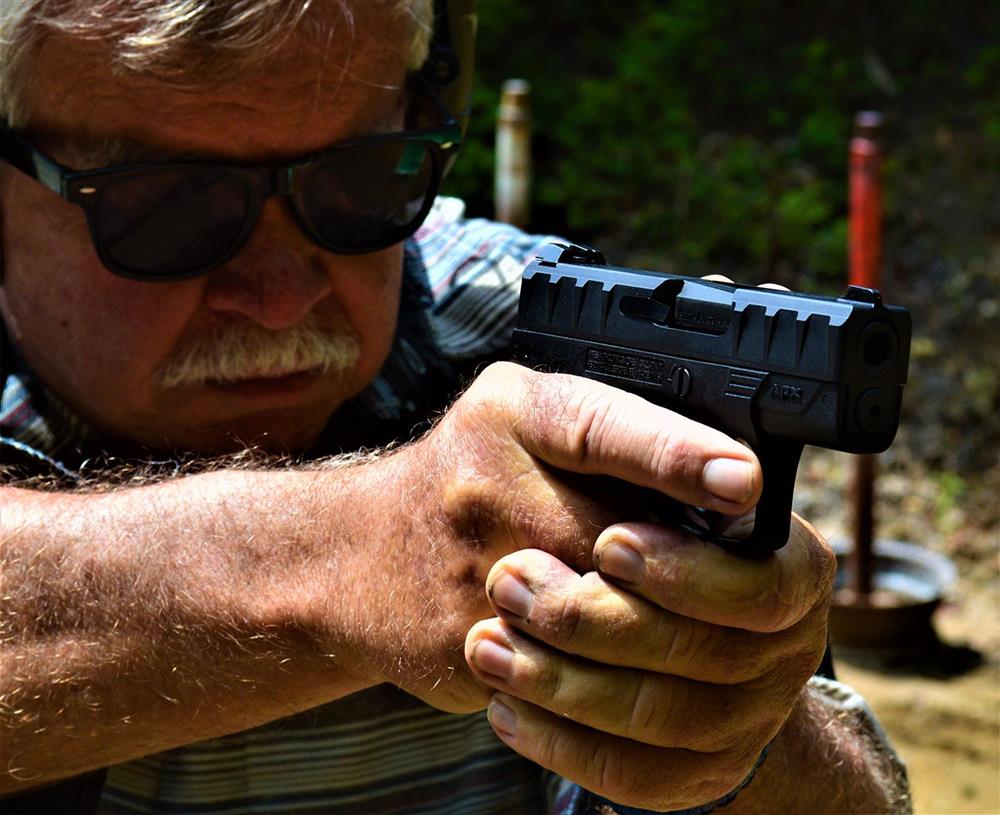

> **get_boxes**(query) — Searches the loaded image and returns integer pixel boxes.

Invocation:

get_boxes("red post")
[848,111,884,600]
[849,111,884,289]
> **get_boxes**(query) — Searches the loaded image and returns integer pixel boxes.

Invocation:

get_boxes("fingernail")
[473,639,514,680]
[490,571,534,620]
[488,698,518,737]
[596,540,645,584]
[703,459,755,503]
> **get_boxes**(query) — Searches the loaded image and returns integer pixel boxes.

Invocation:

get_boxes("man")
[0,1,910,813]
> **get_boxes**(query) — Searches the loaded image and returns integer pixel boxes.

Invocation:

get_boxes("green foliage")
[934,471,967,531]
[442,0,998,288]
[965,44,1000,142]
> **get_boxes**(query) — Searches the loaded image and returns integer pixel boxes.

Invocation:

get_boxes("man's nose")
[202,199,334,329]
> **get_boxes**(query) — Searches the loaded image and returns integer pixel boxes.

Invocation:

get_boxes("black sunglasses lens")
[297,138,437,252]
[96,168,250,277]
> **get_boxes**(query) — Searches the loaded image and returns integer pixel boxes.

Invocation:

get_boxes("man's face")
[0,7,414,453]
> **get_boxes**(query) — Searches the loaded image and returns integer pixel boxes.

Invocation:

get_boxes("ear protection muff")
[422,0,477,146]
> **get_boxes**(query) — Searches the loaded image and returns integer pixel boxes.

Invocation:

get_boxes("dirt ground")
[835,622,999,815]
[795,448,999,815]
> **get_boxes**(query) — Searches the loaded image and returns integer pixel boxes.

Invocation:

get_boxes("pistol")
[511,243,911,552]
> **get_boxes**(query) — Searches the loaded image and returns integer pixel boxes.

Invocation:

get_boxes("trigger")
[684,506,755,539]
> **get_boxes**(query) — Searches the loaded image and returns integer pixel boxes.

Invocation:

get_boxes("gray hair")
[0,0,434,126]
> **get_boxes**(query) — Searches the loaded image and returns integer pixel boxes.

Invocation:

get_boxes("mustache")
[160,315,361,388]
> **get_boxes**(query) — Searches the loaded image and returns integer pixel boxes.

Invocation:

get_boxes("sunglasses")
[0,111,461,282]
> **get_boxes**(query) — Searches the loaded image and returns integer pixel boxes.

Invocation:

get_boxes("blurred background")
[442,2,999,812]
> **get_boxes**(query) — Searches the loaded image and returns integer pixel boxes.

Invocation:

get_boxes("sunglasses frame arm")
[0,123,70,198]
[406,74,464,176]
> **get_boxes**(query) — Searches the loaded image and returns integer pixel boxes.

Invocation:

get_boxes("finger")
[484,549,786,683]
[481,362,761,514]
[484,692,764,813]
[592,514,836,633]
[701,275,789,293]
[465,619,764,752]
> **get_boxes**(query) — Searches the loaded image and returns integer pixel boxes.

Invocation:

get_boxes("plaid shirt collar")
[1,328,99,460]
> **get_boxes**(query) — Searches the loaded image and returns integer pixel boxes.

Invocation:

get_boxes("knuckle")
[533,653,566,707]
[622,675,733,752]
[551,589,586,644]
[531,709,574,771]
[659,617,699,672]
[457,363,527,434]
[668,619,769,684]
[646,424,696,483]
[589,744,648,807]
[541,378,640,469]
[456,367,497,415]
[476,360,525,390]
[624,673,667,743]
[519,371,617,465]
[566,386,616,463]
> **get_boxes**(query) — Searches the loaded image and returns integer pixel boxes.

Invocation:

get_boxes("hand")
[463,514,834,811]
[378,361,761,714]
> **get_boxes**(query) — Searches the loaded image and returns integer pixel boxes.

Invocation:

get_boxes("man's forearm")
[727,682,911,815]
[0,459,408,792]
